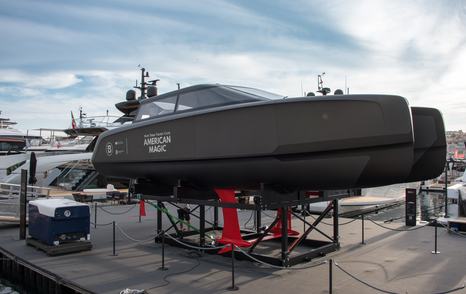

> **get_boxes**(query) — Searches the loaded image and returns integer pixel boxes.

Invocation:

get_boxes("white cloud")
[0,70,82,89]
[1,0,466,131]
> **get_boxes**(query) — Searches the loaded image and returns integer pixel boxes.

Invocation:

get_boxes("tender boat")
[92,84,446,192]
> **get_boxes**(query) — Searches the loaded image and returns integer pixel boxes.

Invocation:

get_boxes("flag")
[71,111,77,129]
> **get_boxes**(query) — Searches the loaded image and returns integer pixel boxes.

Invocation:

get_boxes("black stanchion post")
[329,259,333,294]
[361,214,365,245]
[432,219,440,254]
[228,244,238,291]
[333,199,339,247]
[444,163,449,218]
[200,205,205,247]
[112,221,117,256]
[94,203,97,229]
[254,196,261,234]
[157,201,162,235]
[303,209,306,232]
[214,206,219,230]
[138,200,142,223]
[159,230,168,270]
[19,169,27,240]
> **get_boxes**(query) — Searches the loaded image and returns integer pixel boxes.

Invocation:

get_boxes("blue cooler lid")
[29,198,89,217]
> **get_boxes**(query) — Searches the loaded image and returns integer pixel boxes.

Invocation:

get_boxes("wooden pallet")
[26,238,92,256]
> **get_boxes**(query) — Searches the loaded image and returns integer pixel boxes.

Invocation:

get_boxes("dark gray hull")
[92,94,425,190]
[406,107,446,182]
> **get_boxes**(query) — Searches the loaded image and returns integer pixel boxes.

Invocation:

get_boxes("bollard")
[227,244,238,291]
[94,203,97,229]
[112,221,117,256]
[432,219,440,254]
[361,214,366,245]
[329,259,333,294]
[159,231,168,270]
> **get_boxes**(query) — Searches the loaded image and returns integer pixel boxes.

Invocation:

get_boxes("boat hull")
[92,94,420,190]
[406,107,446,182]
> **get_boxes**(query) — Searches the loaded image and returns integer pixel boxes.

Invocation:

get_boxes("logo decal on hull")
[144,131,171,153]
[106,142,113,156]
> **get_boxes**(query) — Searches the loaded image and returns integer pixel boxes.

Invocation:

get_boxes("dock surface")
[0,204,465,294]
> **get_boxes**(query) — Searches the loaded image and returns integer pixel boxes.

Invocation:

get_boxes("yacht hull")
[92,94,424,190]
[406,107,446,182]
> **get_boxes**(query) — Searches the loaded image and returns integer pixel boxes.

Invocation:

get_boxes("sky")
[0,0,466,133]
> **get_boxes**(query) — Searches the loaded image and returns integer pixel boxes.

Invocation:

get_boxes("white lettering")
[143,131,171,153]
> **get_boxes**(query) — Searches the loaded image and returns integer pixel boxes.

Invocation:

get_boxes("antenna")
[317,72,331,95]
[345,76,349,94]
[133,66,157,100]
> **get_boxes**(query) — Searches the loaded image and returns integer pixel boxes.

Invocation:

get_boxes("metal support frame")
[144,184,354,267]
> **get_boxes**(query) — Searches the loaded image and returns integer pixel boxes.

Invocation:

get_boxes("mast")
[134,67,150,100]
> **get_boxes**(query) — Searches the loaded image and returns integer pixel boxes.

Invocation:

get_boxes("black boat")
[92,84,446,191]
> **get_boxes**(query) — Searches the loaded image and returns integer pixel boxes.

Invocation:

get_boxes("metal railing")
[0,182,51,219]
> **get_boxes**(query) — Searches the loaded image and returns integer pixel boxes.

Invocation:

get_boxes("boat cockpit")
[135,85,284,121]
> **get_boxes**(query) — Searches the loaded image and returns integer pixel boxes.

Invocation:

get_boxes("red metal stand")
[270,208,300,237]
[139,199,146,217]
[215,189,251,253]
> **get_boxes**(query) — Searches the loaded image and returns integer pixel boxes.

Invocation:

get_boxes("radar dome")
[126,90,136,101]
[147,86,158,97]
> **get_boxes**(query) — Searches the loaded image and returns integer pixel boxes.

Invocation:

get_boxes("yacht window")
[227,86,284,100]
[136,95,177,120]
[176,87,260,111]
[0,141,25,152]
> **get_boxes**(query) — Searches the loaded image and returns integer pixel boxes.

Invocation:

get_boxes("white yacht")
[0,111,41,155]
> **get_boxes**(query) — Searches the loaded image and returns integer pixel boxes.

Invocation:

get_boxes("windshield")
[135,85,282,121]
[226,86,284,100]
[135,95,177,120]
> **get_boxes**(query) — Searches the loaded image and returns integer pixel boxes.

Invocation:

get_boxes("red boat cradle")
[139,199,146,217]
[137,182,356,267]
[269,208,300,237]
[215,189,252,253]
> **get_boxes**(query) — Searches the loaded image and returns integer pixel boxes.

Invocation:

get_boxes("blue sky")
[1,0,465,132]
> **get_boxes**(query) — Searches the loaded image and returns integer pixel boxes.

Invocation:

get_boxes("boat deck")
[0,204,465,294]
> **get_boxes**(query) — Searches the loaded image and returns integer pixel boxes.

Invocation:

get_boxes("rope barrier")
[233,245,327,270]
[145,251,202,291]
[115,223,160,243]
[307,214,358,226]
[243,211,255,229]
[335,261,465,294]
[367,219,432,232]
[437,222,466,238]
[334,262,399,294]
[90,221,114,227]
[432,285,466,294]
[98,205,137,215]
